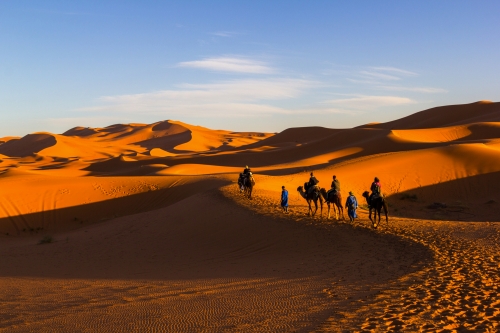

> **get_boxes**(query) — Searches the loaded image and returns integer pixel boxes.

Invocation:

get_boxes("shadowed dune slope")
[0,173,228,235]
[361,101,499,130]
[0,133,56,157]
[0,188,428,280]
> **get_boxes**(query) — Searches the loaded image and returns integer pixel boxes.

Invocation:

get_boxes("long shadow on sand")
[0,177,229,236]
[0,185,432,283]
[386,171,500,222]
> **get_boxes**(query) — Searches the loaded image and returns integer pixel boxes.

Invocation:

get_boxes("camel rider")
[369,177,382,206]
[242,165,252,181]
[307,172,320,195]
[242,165,255,186]
[326,175,341,199]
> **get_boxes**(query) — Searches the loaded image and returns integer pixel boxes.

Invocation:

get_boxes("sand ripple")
[319,220,500,332]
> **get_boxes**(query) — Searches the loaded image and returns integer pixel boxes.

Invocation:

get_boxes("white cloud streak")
[358,71,401,81]
[342,66,447,94]
[370,66,418,76]
[324,95,414,110]
[209,31,237,37]
[377,86,448,93]
[177,57,274,74]
[77,79,317,117]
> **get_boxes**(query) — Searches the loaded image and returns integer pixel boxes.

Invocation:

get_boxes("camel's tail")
[382,198,389,221]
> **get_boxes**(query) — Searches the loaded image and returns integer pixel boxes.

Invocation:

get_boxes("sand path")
[227,185,500,332]
[0,184,429,332]
[326,220,500,332]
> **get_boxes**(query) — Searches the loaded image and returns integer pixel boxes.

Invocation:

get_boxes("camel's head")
[297,186,303,192]
[362,191,370,198]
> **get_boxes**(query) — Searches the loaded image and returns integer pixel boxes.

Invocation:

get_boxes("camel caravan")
[297,173,388,228]
[238,168,388,229]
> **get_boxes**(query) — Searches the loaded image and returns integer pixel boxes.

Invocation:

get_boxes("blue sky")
[1,1,499,136]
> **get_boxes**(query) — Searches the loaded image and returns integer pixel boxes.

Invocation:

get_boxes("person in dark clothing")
[370,177,381,195]
[308,172,319,187]
[307,172,320,195]
[369,177,382,207]
[327,175,341,197]
[331,175,340,192]
[243,165,251,175]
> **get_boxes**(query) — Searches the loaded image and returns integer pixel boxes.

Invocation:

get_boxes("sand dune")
[0,101,499,331]
[363,100,499,129]
[391,122,500,143]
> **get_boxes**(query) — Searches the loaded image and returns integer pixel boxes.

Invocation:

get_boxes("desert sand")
[0,102,499,332]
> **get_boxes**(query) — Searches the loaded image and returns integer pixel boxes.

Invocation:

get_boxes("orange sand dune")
[1,101,500,332]
[0,120,272,161]
[363,101,500,129]
[63,120,273,155]
[391,122,500,143]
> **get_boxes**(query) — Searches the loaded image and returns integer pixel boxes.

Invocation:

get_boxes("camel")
[320,188,345,220]
[362,191,388,228]
[239,175,255,199]
[297,185,323,217]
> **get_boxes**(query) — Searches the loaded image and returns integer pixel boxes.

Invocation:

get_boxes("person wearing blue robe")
[281,186,289,213]
[345,191,358,221]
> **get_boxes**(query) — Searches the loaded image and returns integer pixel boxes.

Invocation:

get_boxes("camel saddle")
[326,188,339,197]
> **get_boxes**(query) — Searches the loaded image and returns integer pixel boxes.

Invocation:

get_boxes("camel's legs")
[338,204,345,220]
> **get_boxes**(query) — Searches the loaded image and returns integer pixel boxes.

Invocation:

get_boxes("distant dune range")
[0,101,499,233]
[1,101,500,332]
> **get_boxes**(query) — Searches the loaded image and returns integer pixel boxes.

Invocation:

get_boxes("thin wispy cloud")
[377,86,448,93]
[370,67,418,76]
[342,65,447,95]
[209,31,238,37]
[337,65,419,83]
[346,78,381,85]
[324,95,414,111]
[358,71,401,81]
[78,79,316,117]
[177,57,274,74]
